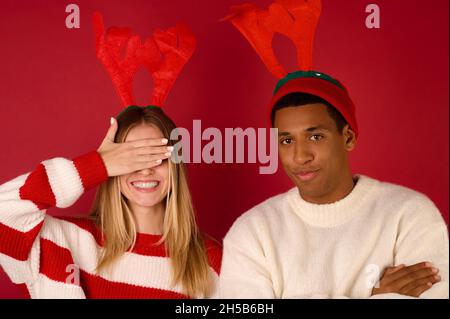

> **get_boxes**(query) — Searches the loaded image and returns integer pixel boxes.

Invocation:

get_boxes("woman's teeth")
[132,182,159,189]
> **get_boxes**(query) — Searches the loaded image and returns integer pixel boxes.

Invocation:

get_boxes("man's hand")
[372,262,441,297]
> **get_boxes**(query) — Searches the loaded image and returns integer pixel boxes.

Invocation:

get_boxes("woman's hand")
[372,262,441,297]
[97,118,173,177]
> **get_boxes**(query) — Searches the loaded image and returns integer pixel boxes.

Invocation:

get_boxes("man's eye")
[280,138,292,145]
[310,134,323,141]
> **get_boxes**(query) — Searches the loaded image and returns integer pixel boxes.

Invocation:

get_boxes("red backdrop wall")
[0,0,448,298]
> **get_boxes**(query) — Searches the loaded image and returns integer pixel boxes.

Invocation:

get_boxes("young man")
[219,71,449,298]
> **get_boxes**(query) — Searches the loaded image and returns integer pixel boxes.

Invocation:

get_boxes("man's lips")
[294,169,320,182]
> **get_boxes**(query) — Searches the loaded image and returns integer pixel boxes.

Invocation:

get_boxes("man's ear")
[343,125,357,151]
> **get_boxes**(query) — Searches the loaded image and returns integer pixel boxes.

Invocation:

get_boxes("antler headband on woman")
[93,12,196,115]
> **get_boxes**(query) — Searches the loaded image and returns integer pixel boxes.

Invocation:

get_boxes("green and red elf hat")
[223,0,358,137]
[92,12,196,118]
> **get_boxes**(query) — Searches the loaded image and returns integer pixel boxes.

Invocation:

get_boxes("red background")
[0,0,448,298]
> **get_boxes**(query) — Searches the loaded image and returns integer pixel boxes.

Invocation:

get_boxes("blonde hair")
[89,107,213,298]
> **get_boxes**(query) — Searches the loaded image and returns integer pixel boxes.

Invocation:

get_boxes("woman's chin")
[133,200,161,208]
[131,197,163,208]
[122,187,167,208]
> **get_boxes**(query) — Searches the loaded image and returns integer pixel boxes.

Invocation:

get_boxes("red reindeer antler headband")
[93,12,196,113]
[223,0,321,78]
[224,0,358,137]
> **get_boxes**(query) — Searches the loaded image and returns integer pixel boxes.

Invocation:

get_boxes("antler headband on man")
[223,0,321,78]
[224,0,358,137]
[93,12,196,115]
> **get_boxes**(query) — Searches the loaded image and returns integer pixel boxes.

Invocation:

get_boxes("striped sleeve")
[0,151,108,286]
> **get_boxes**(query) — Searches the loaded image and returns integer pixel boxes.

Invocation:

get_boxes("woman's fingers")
[132,158,166,171]
[105,117,118,142]
[97,118,119,154]
[129,138,168,148]
[99,136,174,177]
[134,145,174,155]
[130,152,172,172]
[136,153,172,163]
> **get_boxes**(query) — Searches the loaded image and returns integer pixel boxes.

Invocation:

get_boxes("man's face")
[274,103,355,204]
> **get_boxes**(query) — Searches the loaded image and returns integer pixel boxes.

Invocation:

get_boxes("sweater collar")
[134,232,164,248]
[287,175,377,228]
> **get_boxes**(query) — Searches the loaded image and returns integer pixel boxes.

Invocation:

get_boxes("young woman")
[0,106,222,298]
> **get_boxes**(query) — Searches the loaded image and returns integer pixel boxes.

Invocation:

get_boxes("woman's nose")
[138,167,154,175]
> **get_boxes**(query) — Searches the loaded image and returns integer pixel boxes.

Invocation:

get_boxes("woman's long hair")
[89,107,212,298]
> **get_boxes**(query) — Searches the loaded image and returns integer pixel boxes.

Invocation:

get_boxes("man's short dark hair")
[271,92,347,133]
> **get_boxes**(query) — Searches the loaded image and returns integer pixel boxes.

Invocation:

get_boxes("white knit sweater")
[220,175,449,299]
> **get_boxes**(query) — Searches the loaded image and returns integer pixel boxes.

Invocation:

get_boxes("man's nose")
[293,142,314,165]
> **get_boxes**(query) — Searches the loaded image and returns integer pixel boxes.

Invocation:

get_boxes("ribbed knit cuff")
[72,151,109,191]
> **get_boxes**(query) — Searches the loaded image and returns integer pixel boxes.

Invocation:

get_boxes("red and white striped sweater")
[0,151,222,299]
